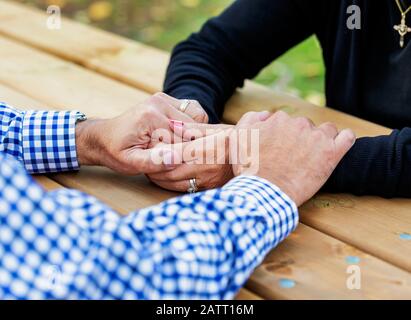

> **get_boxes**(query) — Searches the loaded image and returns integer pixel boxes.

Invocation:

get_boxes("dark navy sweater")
[164,0,411,197]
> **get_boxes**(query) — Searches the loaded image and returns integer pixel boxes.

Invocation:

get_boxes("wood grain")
[0,44,410,298]
[0,37,147,118]
[247,224,411,300]
[235,289,263,300]
[32,176,62,191]
[0,1,166,93]
[301,195,411,272]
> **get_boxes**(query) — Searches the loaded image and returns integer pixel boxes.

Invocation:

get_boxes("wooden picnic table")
[0,1,410,300]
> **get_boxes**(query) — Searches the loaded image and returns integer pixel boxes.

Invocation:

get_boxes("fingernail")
[170,120,183,128]
[258,111,271,121]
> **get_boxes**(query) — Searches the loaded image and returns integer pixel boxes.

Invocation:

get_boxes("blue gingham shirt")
[0,103,80,173]
[0,102,299,299]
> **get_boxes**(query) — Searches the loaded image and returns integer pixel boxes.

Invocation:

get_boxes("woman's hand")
[147,121,234,192]
[157,94,209,124]
[75,93,198,175]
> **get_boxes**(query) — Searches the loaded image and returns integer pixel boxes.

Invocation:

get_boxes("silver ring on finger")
[179,99,191,113]
[187,178,198,193]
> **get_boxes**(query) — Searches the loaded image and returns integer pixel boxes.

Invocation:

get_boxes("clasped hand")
[76,93,355,207]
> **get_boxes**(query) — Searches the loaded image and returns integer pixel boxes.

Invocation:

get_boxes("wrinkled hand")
[232,111,356,206]
[147,122,234,191]
[75,93,197,175]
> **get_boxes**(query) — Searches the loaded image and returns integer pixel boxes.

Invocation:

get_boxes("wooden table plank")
[0,0,391,136]
[33,175,62,191]
[247,224,411,300]
[0,40,147,118]
[301,195,411,272]
[234,289,263,301]
[0,52,410,299]
[0,1,165,94]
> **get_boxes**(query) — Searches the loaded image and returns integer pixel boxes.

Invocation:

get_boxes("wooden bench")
[0,0,410,299]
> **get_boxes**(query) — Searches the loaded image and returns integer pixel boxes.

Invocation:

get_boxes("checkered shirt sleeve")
[0,102,80,173]
[0,152,299,300]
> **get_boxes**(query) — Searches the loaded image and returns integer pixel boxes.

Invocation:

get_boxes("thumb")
[129,147,182,174]
[237,111,272,127]
[334,129,356,162]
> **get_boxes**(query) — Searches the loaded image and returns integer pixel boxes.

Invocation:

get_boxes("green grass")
[19,0,325,103]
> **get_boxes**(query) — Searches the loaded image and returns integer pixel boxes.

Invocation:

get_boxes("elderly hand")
[147,121,234,192]
[75,93,199,175]
[147,109,355,201]
[232,111,356,206]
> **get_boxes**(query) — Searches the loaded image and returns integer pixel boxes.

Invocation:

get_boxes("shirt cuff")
[22,110,81,174]
[223,175,299,241]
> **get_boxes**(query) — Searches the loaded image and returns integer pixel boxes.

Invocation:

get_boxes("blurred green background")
[17,0,325,105]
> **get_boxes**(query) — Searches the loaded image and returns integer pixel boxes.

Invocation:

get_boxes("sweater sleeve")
[323,128,411,198]
[164,0,318,123]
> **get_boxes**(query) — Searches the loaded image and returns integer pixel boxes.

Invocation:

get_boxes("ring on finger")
[179,99,191,113]
[187,178,198,193]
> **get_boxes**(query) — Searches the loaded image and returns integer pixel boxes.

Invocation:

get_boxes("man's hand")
[75,93,198,175]
[232,111,356,206]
